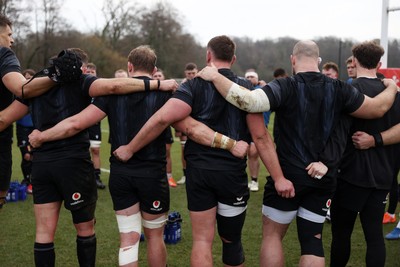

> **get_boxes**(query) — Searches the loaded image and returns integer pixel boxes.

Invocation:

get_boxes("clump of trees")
[3,0,400,80]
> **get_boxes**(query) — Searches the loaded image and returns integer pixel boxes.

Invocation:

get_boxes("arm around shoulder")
[351,78,398,119]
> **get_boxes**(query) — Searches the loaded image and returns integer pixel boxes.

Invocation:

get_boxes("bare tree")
[100,0,141,50]
[137,2,204,78]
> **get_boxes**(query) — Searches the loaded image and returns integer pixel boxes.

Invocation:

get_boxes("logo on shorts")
[233,196,245,205]
[72,192,81,201]
[326,199,332,208]
[153,200,161,209]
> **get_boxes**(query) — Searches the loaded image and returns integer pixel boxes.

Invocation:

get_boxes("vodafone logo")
[72,192,81,201]
[153,201,161,209]
[326,199,332,208]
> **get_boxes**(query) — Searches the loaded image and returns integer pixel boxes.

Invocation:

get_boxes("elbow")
[68,121,85,135]
[157,116,170,129]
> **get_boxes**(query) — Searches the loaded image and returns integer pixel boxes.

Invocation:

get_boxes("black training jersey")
[93,77,171,177]
[25,74,97,161]
[339,78,400,190]
[264,72,364,188]
[0,47,21,142]
[173,68,252,171]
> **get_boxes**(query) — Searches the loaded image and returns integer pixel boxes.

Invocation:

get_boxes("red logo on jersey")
[326,199,331,208]
[153,201,160,209]
[72,192,81,201]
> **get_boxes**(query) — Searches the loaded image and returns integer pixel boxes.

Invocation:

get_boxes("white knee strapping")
[142,214,168,229]
[117,213,141,266]
[89,140,101,148]
[262,205,297,224]
[116,212,142,233]
[217,202,247,217]
[119,244,139,266]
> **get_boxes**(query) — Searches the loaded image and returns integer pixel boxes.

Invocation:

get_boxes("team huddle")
[0,13,399,267]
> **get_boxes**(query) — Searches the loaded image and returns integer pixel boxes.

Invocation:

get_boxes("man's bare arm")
[246,113,295,198]
[29,104,106,148]
[3,72,55,98]
[0,100,29,131]
[89,78,178,97]
[196,65,270,112]
[173,116,249,158]
[352,122,400,150]
[113,98,191,162]
[350,79,398,119]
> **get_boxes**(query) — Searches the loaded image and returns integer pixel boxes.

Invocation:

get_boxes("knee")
[297,217,324,257]
[75,219,95,237]
[217,211,246,266]
[220,237,245,266]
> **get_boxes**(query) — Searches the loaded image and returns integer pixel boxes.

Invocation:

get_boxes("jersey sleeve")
[91,96,108,113]
[0,47,21,77]
[263,78,288,110]
[81,74,98,96]
[342,83,365,113]
[172,79,195,106]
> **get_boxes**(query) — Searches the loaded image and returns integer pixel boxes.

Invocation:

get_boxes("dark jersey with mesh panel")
[0,47,21,142]
[173,68,252,171]
[19,74,98,162]
[263,72,365,189]
[339,78,400,190]
[93,76,171,177]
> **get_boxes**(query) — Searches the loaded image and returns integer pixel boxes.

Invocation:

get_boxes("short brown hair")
[0,14,12,28]
[128,45,157,74]
[86,62,96,70]
[322,62,339,73]
[185,62,197,71]
[352,41,384,69]
[207,35,236,62]
[346,56,353,65]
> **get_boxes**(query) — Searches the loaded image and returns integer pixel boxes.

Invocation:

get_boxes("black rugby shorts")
[32,158,97,210]
[186,167,249,212]
[109,172,170,214]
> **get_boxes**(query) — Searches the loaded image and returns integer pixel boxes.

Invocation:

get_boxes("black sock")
[251,177,258,182]
[76,234,96,267]
[34,242,55,267]
[183,169,186,176]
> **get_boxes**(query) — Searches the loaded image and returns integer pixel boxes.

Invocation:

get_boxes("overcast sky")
[61,0,400,46]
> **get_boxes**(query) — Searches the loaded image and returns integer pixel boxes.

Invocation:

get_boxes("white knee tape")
[89,140,101,148]
[142,214,168,229]
[116,212,142,233]
[119,244,139,266]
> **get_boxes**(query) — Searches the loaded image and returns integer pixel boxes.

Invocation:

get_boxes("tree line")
[3,0,400,81]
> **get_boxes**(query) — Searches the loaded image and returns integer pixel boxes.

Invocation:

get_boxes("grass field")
[1,116,399,266]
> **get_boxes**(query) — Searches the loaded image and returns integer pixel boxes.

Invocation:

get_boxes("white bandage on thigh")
[116,212,142,233]
[89,140,101,148]
[217,202,247,217]
[298,206,326,223]
[225,84,270,112]
[262,205,297,224]
[142,214,168,229]
[119,244,139,266]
